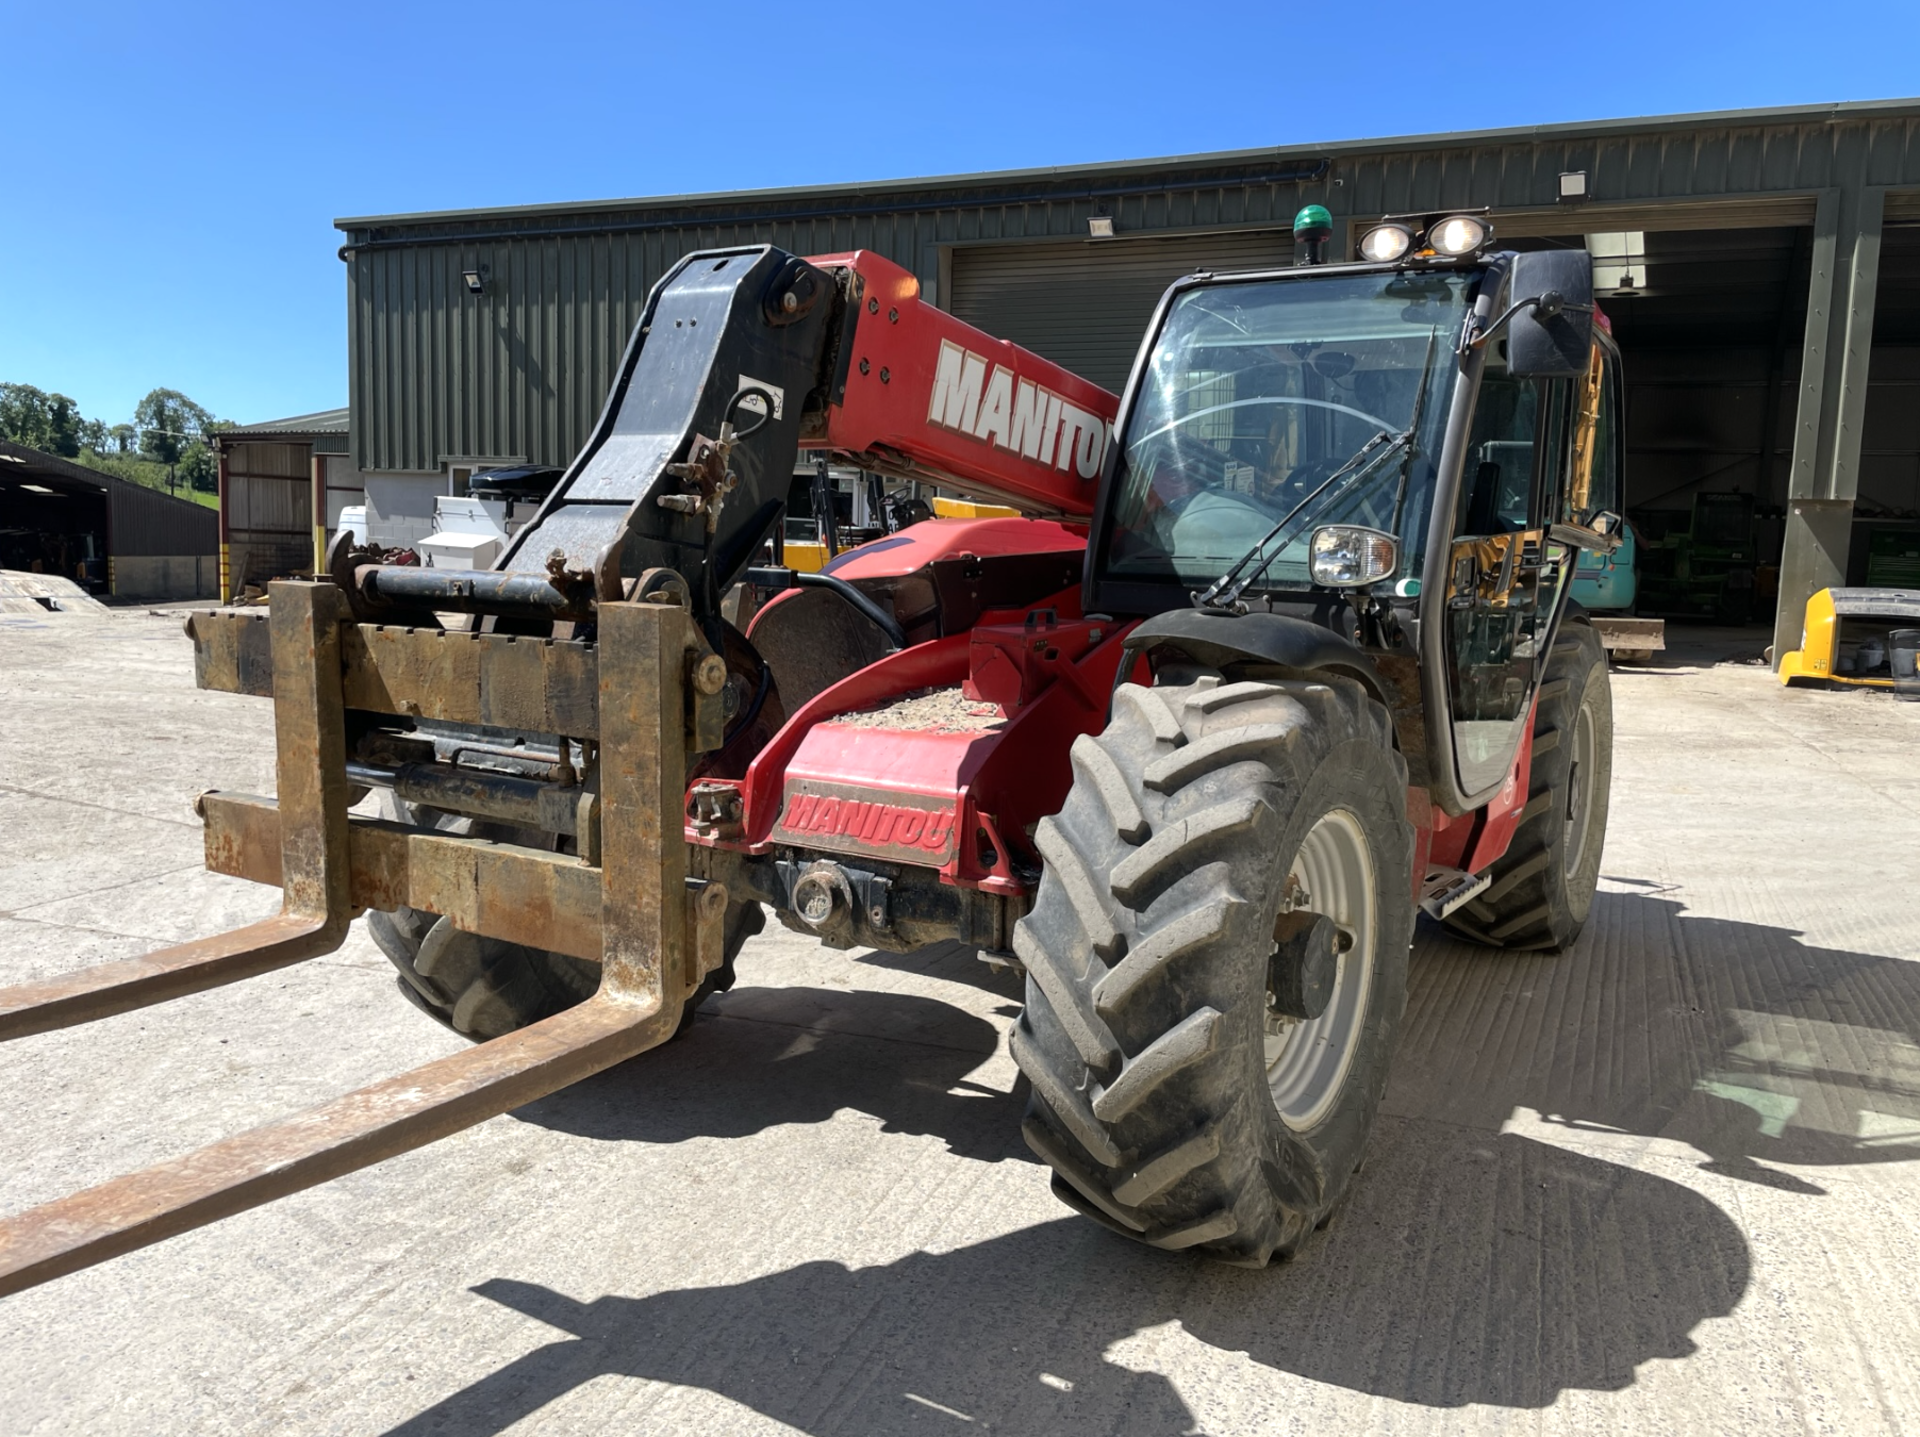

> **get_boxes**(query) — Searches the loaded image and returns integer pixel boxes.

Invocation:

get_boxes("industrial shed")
[0,439,217,599]
[211,409,362,600]
[334,99,1920,658]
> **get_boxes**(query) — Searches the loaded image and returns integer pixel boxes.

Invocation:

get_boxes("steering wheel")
[1152,394,1397,439]
[1140,428,1232,507]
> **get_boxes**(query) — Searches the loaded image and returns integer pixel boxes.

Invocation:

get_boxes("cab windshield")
[1105,269,1474,589]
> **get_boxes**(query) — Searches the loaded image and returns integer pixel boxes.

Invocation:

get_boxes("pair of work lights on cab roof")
[1357,213,1492,264]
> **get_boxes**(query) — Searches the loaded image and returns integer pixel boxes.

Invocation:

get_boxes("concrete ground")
[1,611,1917,1436]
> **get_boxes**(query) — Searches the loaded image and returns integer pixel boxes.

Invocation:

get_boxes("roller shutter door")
[1476,196,1819,241]
[949,230,1292,393]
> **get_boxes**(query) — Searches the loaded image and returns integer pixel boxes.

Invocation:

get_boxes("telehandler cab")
[0,208,1621,1287]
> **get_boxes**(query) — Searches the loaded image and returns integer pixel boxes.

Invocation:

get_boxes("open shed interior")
[0,462,109,588]
[1514,218,1920,594]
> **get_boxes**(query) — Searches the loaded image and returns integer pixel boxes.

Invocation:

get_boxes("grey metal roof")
[334,97,1920,233]
[0,438,220,555]
[223,407,350,438]
[0,439,114,494]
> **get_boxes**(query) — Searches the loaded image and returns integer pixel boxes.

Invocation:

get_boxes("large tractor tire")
[1012,673,1415,1265]
[367,796,763,1042]
[1444,621,1613,953]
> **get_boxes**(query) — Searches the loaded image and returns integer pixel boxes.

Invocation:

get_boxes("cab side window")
[1461,374,1541,534]
[1580,350,1622,522]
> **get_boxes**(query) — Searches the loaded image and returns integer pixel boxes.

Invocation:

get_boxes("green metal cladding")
[338,100,1920,475]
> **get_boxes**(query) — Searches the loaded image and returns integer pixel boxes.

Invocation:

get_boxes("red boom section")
[803,252,1120,518]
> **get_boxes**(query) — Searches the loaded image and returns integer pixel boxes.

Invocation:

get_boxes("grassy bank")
[72,452,220,509]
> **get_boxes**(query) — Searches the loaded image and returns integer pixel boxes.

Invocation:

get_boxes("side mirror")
[1548,509,1626,554]
[1508,250,1594,378]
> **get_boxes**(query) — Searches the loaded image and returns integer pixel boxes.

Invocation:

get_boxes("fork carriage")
[0,585,728,1295]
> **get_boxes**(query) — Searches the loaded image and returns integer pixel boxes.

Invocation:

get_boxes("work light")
[1427,215,1489,256]
[1310,526,1399,587]
[1358,224,1414,262]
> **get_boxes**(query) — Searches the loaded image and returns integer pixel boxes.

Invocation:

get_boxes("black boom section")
[494,246,840,620]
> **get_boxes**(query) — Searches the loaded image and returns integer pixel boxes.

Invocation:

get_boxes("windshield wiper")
[1193,427,1410,613]
[1194,326,1441,614]
[1387,330,1439,538]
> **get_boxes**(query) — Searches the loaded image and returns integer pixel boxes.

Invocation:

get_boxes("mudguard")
[1119,609,1390,708]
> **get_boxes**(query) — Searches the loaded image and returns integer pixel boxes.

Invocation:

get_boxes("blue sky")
[5,0,1916,428]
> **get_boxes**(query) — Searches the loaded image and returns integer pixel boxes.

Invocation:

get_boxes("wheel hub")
[1265,809,1377,1132]
[1564,699,1598,874]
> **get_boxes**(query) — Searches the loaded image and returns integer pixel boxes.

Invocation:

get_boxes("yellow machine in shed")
[1778,586,1920,691]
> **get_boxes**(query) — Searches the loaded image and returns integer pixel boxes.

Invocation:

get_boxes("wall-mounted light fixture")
[462,269,485,294]
[1088,215,1115,239]
[1558,170,1589,201]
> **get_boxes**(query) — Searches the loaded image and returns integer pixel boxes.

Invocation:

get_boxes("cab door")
[1440,358,1579,799]
[1570,345,1631,610]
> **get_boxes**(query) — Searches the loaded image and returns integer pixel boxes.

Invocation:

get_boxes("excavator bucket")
[0,584,727,1297]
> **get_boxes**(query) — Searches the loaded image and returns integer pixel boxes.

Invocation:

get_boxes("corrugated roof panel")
[225,407,349,436]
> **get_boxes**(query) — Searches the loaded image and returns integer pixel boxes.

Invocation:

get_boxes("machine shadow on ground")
[391,889,1918,1430]
[385,1135,1745,1433]
[511,943,1034,1164]
[1397,888,1920,1188]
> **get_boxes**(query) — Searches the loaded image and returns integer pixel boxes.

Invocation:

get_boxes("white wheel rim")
[1265,808,1376,1131]
[1564,700,1597,874]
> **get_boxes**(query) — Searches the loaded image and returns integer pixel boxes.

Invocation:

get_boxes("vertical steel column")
[310,451,327,576]
[1774,180,1887,664]
[216,445,232,602]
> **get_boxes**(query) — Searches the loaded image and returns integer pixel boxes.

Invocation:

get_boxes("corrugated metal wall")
[225,440,313,590]
[107,480,217,557]
[950,230,1294,392]
[341,109,1920,474]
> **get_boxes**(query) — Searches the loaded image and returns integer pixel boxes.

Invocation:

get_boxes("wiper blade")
[1194,427,1410,613]
[1387,330,1440,538]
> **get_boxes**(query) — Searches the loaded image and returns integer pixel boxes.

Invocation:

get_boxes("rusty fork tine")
[0,597,707,1298]
[0,915,340,1044]
[0,992,675,1298]
[0,583,359,1045]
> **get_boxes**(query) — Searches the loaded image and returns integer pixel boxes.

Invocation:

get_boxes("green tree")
[109,423,136,454]
[133,388,213,467]
[179,440,218,493]
[45,393,81,457]
[1,382,70,455]
[0,383,46,446]
[0,383,84,455]
[77,418,109,453]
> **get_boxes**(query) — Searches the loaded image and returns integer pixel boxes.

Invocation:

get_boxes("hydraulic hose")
[743,565,907,650]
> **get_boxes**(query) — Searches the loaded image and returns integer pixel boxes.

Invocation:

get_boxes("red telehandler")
[0,209,1623,1286]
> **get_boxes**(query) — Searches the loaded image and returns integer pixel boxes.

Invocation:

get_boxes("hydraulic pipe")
[347,760,584,836]
[743,565,907,649]
[357,566,598,621]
